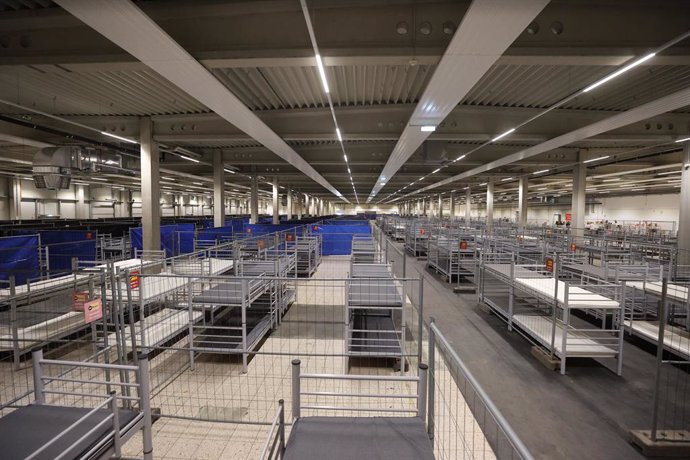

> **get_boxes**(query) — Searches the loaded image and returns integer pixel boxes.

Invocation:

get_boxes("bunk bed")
[479,254,624,375]
[427,235,478,284]
[351,235,378,263]
[262,359,432,460]
[0,349,154,460]
[404,222,428,257]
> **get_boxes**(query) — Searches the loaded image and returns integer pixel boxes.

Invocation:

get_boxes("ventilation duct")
[32,146,79,190]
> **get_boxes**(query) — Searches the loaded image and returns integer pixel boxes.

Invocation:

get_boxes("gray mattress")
[349,280,402,307]
[0,404,137,460]
[284,416,434,460]
[192,281,251,305]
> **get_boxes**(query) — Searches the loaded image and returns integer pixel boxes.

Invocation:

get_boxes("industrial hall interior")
[1,0,690,459]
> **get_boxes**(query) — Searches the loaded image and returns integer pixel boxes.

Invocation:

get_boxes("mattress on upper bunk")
[284,416,434,460]
[348,279,402,307]
[626,281,688,302]
[0,404,137,460]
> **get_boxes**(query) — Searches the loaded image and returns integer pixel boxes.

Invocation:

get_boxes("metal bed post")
[561,282,569,375]
[427,317,436,445]
[109,391,122,458]
[617,281,625,376]
[292,359,301,420]
[278,399,286,457]
[138,353,154,460]
[417,363,428,422]
[31,348,45,404]
[10,275,20,370]
[508,255,515,332]
[549,254,560,362]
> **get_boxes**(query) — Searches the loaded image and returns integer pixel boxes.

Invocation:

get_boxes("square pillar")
[518,176,528,231]
[140,117,161,254]
[272,176,279,224]
[571,151,587,239]
[213,151,225,227]
[486,182,494,233]
[250,173,259,224]
[678,142,690,264]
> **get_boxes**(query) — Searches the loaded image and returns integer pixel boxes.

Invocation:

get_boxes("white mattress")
[106,308,204,349]
[515,277,619,309]
[512,314,617,358]
[0,273,90,298]
[0,311,85,351]
[627,320,690,359]
[626,281,688,302]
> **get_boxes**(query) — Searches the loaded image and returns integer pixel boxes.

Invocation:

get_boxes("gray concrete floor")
[397,242,655,460]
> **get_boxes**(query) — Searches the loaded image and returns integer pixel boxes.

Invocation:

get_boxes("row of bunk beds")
[347,235,407,371]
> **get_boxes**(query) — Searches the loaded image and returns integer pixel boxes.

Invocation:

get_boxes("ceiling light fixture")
[315,54,330,93]
[583,53,656,92]
[420,125,436,132]
[675,137,690,143]
[100,131,138,144]
[501,177,514,182]
[532,169,549,175]
[656,170,680,176]
[179,155,200,163]
[343,154,348,162]
[336,127,342,142]
[492,128,515,142]
[432,168,440,174]
[603,178,621,182]
[583,155,610,164]
[455,154,466,161]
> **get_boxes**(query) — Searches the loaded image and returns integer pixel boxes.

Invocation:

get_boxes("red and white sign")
[570,243,577,252]
[72,291,89,311]
[459,241,468,250]
[257,239,266,249]
[545,258,554,273]
[246,228,253,233]
[419,228,426,235]
[286,234,295,242]
[84,298,103,324]
[129,270,140,289]
[565,213,572,222]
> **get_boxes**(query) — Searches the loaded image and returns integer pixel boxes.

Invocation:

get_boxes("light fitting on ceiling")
[442,21,456,35]
[420,125,436,132]
[315,54,330,93]
[419,22,432,35]
[532,169,549,175]
[100,131,138,144]
[492,128,515,142]
[675,136,690,143]
[583,155,610,164]
[396,21,409,35]
[526,22,539,35]
[583,53,655,93]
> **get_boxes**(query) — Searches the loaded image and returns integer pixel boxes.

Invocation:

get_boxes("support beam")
[438,194,443,219]
[213,151,225,227]
[9,178,20,220]
[286,185,292,220]
[678,143,690,265]
[449,192,456,220]
[250,173,259,224]
[272,176,279,225]
[486,182,494,234]
[368,0,548,200]
[518,176,528,231]
[571,152,587,239]
[140,117,161,255]
[465,187,472,222]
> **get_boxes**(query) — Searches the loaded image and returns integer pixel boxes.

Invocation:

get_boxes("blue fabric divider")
[131,224,196,257]
[324,219,369,226]
[243,223,301,236]
[0,235,40,284]
[197,226,234,244]
[311,224,371,255]
[15,230,97,275]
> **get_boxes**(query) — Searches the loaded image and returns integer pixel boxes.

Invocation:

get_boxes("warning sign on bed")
[129,270,140,289]
[72,291,89,311]
[570,243,577,252]
[83,298,103,323]
[420,228,426,235]
[545,257,554,273]
[459,241,468,250]
[286,234,295,242]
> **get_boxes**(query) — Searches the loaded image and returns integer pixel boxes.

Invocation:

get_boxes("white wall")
[594,194,679,225]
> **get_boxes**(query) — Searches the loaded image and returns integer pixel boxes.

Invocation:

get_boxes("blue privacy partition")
[311,224,371,255]
[197,225,235,245]
[14,230,98,276]
[131,223,196,257]
[243,223,302,236]
[0,234,40,284]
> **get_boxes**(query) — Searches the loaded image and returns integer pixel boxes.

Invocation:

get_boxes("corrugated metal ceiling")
[0,66,209,116]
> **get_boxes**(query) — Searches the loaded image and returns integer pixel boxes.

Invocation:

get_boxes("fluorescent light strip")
[676,137,690,143]
[420,125,436,132]
[602,178,621,182]
[336,127,342,142]
[583,155,610,164]
[492,128,515,142]
[100,131,138,144]
[532,169,549,175]
[455,154,466,162]
[656,170,680,176]
[501,177,513,182]
[315,54,329,93]
[432,168,441,174]
[180,155,200,163]
[583,53,656,92]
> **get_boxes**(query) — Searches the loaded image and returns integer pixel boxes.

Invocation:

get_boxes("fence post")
[292,359,301,420]
[278,399,286,457]
[31,348,44,404]
[138,354,154,460]
[417,276,424,363]
[650,276,669,442]
[427,319,436,444]
[418,363,428,422]
[403,249,407,279]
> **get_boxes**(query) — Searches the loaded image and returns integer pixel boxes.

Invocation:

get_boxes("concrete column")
[571,151,587,238]
[297,194,303,220]
[486,182,494,233]
[272,176,279,224]
[250,173,259,224]
[75,184,86,219]
[286,185,293,220]
[449,193,455,220]
[213,151,225,227]
[465,187,471,222]
[518,176,528,231]
[422,198,428,217]
[677,142,690,264]
[140,117,161,254]
[9,178,21,220]
[438,194,443,219]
